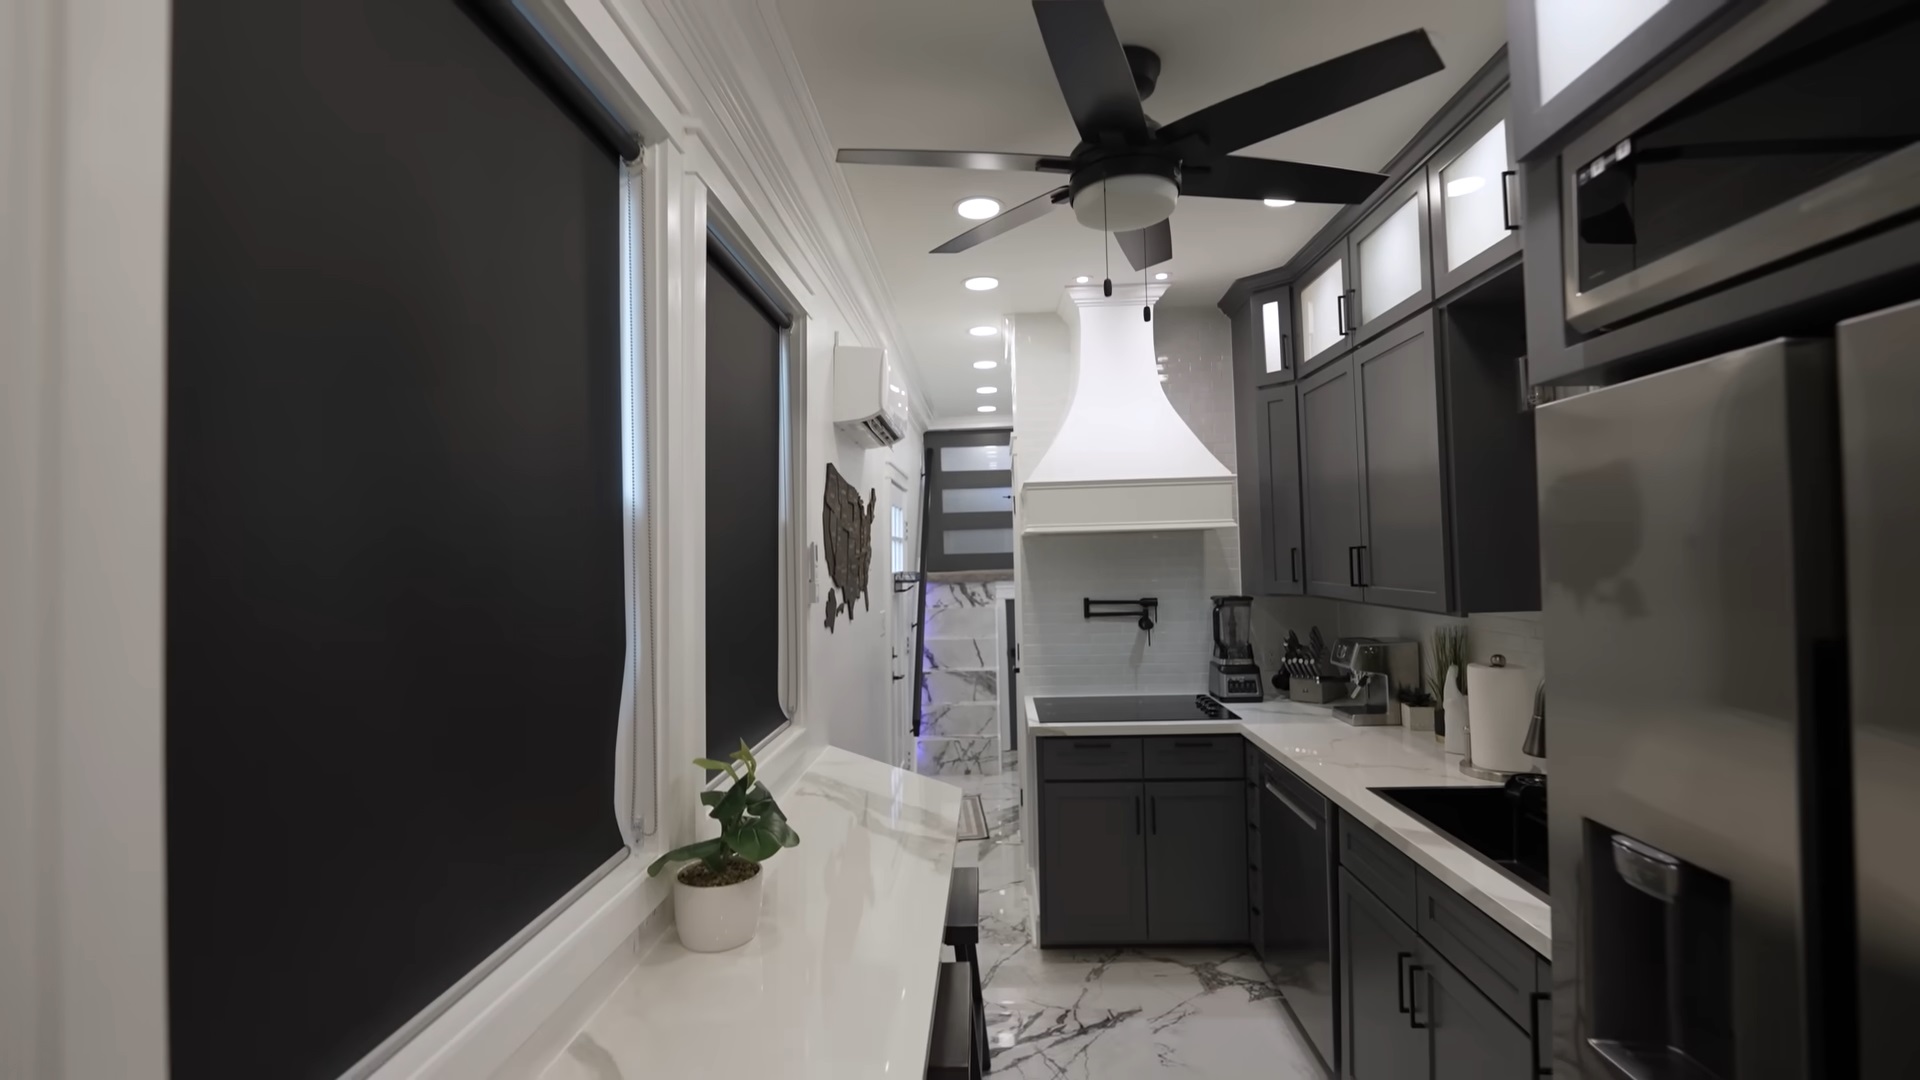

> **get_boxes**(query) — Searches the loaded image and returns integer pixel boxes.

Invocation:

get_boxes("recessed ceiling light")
[977,405,998,413]
[973,360,999,370]
[956,197,1002,220]
[1446,176,1486,198]
[964,276,999,291]
[1075,275,1090,284]
[968,325,998,337]
[975,386,998,395]
[1263,198,1296,208]
[1154,272,1169,281]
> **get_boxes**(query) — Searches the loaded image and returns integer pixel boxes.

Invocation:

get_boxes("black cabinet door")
[1355,312,1450,613]
[1039,781,1147,946]
[1144,780,1248,944]
[1424,948,1533,1080]
[1254,384,1304,595]
[1298,358,1364,602]
[1339,870,1431,1080]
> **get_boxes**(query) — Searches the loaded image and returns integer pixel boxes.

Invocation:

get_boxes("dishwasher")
[1255,755,1336,1072]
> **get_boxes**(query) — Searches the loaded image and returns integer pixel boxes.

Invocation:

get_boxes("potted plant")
[646,740,800,952]
[1428,626,1468,744]
[1399,686,1439,732]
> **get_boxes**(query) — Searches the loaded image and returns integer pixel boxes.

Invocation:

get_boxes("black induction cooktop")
[1031,694,1240,724]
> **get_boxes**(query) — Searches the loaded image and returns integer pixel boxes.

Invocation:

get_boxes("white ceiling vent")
[1022,283,1235,533]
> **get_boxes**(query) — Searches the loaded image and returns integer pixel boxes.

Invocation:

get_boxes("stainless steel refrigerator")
[1538,301,1920,1078]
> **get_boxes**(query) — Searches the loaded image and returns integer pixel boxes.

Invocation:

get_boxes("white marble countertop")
[548,747,964,1079]
[1024,695,1551,957]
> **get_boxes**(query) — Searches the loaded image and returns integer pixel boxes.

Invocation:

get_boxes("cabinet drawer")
[1143,735,1243,779]
[1415,870,1536,1029]
[1039,737,1143,781]
[1338,811,1417,924]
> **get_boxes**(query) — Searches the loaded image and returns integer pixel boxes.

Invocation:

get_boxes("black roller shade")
[166,1,626,1075]
[705,253,790,761]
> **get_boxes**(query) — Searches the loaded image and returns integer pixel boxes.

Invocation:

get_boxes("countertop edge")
[1023,697,1551,958]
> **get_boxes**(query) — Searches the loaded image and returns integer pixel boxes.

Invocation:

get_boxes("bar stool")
[927,959,980,1080]
[944,865,990,1072]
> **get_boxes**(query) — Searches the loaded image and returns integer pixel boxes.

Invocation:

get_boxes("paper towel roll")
[1466,661,1537,773]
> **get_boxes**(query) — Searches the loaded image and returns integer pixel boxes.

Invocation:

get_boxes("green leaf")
[761,809,801,848]
[735,739,759,772]
[693,757,732,772]
[699,791,726,808]
[725,821,782,863]
[743,782,775,810]
[707,780,750,825]
[646,837,729,877]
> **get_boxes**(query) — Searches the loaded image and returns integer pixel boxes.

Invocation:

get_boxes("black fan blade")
[1183,156,1386,204]
[837,148,1074,173]
[1115,220,1172,271]
[1158,31,1443,160]
[1031,0,1147,143]
[931,186,1071,254]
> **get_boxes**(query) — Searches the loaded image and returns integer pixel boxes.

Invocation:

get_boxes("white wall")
[6,0,929,1075]
[1012,306,1241,695]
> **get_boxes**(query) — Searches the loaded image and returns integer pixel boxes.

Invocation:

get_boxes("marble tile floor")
[945,772,1325,1078]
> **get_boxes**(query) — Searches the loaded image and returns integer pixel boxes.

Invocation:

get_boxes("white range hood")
[1022,283,1237,534]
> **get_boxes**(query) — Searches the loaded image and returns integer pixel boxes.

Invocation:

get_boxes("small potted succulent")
[1399,685,1439,733]
[646,740,800,952]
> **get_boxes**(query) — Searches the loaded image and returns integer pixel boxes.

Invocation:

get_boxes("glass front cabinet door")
[1429,91,1520,298]
[1296,246,1351,372]
[1348,173,1432,345]
[1253,285,1294,387]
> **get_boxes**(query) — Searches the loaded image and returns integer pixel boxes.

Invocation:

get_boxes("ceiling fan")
[836,0,1444,271]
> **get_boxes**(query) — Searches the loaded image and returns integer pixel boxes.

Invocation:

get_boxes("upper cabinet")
[1297,246,1351,372]
[1349,175,1432,345]
[1428,93,1520,299]
[1252,285,1295,387]
[1507,0,1739,159]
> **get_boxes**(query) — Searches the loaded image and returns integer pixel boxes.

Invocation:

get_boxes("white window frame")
[622,158,659,838]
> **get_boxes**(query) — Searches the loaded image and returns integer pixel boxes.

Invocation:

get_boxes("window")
[924,429,1014,572]
[704,225,804,762]
[891,503,908,575]
[163,0,632,1073]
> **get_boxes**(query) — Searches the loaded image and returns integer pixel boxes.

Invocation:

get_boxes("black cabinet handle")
[1264,781,1319,830]
[1501,169,1520,231]
[1408,966,1428,1029]
[1289,546,1300,583]
[1395,952,1414,1014]
[1281,332,1292,371]
[1134,796,1142,835]
[1149,796,1158,835]
[1357,545,1369,588]
[1530,991,1552,1076]
[1335,292,1350,336]
[1348,546,1361,587]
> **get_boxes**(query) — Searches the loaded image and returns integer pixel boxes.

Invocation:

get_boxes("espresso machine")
[1208,596,1263,702]
[1330,637,1419,725]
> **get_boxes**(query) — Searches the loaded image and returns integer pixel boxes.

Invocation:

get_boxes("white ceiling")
[773,0,1508,420]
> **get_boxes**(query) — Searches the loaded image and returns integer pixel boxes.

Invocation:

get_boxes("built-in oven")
[1558,0,1920,338]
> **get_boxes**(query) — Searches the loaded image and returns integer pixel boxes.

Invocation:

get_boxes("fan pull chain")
[1102,197,1113,297]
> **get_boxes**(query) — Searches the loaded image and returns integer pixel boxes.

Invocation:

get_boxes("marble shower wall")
[917,581,1002,775]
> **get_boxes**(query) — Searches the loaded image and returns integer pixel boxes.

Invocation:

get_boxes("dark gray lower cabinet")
[1145,780,1247,943]
[1424,950,1533,1080]
[1039,781,1147,945]
[1299,358,1364,602]
[1341,869,1431,1080]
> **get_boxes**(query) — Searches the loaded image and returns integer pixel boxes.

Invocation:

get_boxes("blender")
[1208,595,1263,702]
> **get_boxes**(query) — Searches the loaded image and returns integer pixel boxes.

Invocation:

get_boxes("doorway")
[887,471,916,770]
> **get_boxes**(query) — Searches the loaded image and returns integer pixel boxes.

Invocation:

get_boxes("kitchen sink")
[1371,776,1549,899]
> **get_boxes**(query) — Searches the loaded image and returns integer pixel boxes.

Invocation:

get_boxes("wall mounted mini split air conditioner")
[832,344,909,448]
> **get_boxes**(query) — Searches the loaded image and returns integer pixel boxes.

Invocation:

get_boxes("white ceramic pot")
[1404,704,1437,733]
[674,864,764,953]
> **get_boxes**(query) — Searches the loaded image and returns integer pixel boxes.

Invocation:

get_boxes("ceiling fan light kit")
[836,0,1444,271]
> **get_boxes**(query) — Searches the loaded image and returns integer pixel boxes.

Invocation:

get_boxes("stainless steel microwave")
[1559,0,1920,335]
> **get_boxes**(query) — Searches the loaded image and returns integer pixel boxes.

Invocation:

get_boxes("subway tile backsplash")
[1021,529,1241,696]
[1251,596,1544,695]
